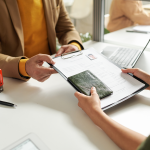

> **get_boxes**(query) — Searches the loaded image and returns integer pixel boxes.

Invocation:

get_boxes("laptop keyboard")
[109,48,139,68]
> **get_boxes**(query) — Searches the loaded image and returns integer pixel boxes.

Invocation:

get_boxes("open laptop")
[102,39,150,68]
[3,133,50,150]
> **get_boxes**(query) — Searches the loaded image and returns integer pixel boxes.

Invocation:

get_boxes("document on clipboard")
[51,48,149,110]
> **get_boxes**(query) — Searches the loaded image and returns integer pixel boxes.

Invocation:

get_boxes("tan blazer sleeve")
[121,0,150,25]
[0,53,29,81]
[55,0,84,49]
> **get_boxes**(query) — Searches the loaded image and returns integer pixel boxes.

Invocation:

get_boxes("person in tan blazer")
[107,0,150,32]
[0,0,83,81]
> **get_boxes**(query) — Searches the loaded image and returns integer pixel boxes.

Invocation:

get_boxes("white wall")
[105,0,112,14]
[142,1,150,5]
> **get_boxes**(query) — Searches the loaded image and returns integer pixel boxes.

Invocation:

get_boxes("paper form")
[53,48,145,108]
[133,25,150,33]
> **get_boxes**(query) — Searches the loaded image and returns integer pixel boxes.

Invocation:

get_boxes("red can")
[0,69,3,92]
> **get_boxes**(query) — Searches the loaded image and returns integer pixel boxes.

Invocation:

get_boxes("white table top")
[143,4,150,11]
[104,26,150,50]
[1,42,150,150]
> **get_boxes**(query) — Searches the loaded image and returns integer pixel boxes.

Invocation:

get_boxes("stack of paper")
[133,25,150,33]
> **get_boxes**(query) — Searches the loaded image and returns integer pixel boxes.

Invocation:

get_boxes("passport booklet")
[68,70,113,99]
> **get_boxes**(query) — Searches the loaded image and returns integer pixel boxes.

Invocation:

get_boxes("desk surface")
[104,26,150,50]
[1,42,150,150]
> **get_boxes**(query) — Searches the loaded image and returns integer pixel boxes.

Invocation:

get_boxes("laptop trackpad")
[102,46,118,58]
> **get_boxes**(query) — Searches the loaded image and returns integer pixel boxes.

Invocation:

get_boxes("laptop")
[3,133,50,150]
[102,39,150,68]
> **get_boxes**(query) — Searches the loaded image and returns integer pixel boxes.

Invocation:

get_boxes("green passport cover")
[68,70,113,99]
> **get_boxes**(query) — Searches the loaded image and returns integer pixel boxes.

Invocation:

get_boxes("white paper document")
[53,48,145,108]
[133,25,150,33]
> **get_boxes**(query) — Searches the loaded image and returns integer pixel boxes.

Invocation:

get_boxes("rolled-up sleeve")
[121,0,150,25]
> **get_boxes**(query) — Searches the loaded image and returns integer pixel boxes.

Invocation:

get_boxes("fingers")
[74,92,86,99]
[26,54,57,82]
[91,87,99,100]
[35,54,55,65]
[55,45,78,57]
[39,67,57,75]
[55,48,63,57]
[75,87,98,99]
[122,68,137,74]
[32,67,57,82]
[38,75,51,82]
[122,68,142,75]
[90,87,97,95]
[55,45,68,57]
[64,46,76,54]
[48,68,57,74]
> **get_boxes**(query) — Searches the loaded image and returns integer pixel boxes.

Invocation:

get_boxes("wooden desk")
[0,42,150,150]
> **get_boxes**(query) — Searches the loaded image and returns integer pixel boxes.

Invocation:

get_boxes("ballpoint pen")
[0,100,17,108]
[126,30,148,34]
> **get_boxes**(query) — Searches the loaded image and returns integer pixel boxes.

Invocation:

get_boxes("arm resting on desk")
[75,87,147,150]
[0,53,57,82]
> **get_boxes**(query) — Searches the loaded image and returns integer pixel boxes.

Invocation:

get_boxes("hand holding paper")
[52,48,148,110]
[122,68,150,90]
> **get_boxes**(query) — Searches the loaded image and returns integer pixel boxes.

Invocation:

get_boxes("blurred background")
[56,0,150,49]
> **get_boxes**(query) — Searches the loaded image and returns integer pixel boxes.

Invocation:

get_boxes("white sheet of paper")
[53,48,145,108]
[133,25,150,32]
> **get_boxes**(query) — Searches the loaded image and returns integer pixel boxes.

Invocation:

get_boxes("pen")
[126,30,148,34]
[0,100,17,108]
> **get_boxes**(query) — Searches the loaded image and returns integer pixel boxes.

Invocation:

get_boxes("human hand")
[26,54,57,82]
[55,44,78,57]
[122,68,150,90]
[74,87,102,123]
